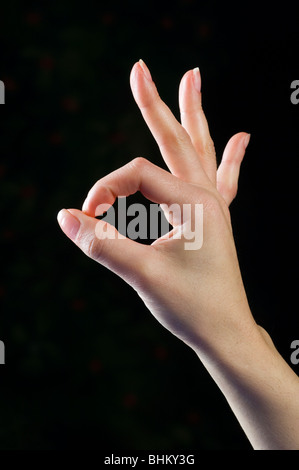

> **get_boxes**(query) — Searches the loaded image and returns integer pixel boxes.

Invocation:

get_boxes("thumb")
[57,208,151,285]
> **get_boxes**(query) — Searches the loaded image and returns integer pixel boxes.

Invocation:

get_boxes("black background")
[0,0,298,450]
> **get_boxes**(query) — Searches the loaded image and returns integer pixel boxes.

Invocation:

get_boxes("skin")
[57,60,299,450]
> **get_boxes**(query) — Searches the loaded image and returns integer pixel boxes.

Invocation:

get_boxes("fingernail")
[82,198,89,213]
[139,59,152,81]
[243,133,251,149]
[57,209,80,241]
[192,67,201,93]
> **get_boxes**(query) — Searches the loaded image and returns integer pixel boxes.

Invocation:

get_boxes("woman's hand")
[57,60,254,353]
[58,61,299,450]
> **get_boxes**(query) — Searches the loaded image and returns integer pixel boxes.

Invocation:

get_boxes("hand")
[57,60,254,353]
[58,61,299,450]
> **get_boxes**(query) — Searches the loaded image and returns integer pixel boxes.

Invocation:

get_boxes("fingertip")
[179,68,201,89]
[233,132,251,154]
[138,59,152,81]
[192,67,201,93]
[130,61,143,88]
[57,208,65,223]
[67,208,82,218]
[57,209,81,241]
[82,194,99,217]
[243,133,251,149]
[225,132,250,155]
[179,69,193,91]
[82,198,90,214]
[180,69,193,81]
[179,69,202,113]
[130,61,139,80]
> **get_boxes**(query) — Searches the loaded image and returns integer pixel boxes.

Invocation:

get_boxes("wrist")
[191,302,260,363]
[191,305,278,388]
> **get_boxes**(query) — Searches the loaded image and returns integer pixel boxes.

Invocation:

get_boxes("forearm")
[194,317,299,450]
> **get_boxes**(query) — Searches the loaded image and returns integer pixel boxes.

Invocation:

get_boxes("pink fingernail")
[192,67,201,93]
[139,59,152,81]
[243,133,251,149]
[82,198,89,213]
[57,209,80,241]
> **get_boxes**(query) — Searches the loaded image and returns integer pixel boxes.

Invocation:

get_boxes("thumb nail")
[57,209,81,241]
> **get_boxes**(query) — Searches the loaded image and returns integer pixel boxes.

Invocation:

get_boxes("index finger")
[82,157,195,217]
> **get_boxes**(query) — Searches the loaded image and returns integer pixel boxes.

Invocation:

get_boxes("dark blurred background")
[0,0,298,450]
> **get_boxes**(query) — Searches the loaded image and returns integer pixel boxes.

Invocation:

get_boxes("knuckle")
[229,183,238,200]
[159,127,191,153]
[86,237,99,260]
[80,232,103,261]
[201,190,228,220]
[204,138,216,157]
[223,179,238,201]
[175,126,189,143]
[130,156,149,170]
[177,128,192,148]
